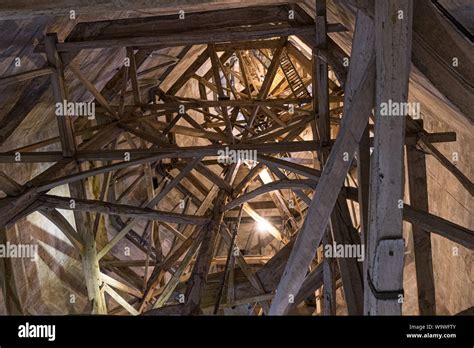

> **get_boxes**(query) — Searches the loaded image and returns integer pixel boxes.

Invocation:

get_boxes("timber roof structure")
[0,0,472,318]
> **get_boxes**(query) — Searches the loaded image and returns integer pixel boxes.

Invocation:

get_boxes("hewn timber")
[364,0,413,315]
[407,141,436,315]
[269,11,375,315]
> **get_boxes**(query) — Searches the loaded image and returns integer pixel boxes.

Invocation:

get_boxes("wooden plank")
[67,5,292,42]
[119,97,315,110]
[411,0,474,123]
[0,76,51,144]
[39,195,209,225]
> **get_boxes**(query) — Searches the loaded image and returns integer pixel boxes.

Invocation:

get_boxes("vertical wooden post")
[364,0,413,315]
[45,33,107,314]
[357,124,370,247]
[314,0,330,146]
[44,33,76,158]
[407,122,436,315]
[314,0,336,315]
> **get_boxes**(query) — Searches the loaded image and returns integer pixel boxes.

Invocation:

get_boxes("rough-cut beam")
[119,97,315,110]
[314,0,330,144]
[207,44,234,143]
[69,5,297,40]
[357,124,370,246]
[44,33,77,157]
[269,11,375,315]
[407,141,436,315]
[258,154,321,180]
[364,0,412,315]
[417,135,474,196]
[402,205,474,250]
[0,1,304,19]
[68,64,117,117]
[344,187,474,250]
[225,179,316,211]
[38,208,84,253]
[331,195,364,315]
[55,25,315,52]
[185,164,239,314]
[39,195,209,226]
[1,141,319,163]
[0,67,53,86]
[290,4,348,87]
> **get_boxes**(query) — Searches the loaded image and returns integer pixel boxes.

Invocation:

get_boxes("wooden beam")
[225,179,316,211]
[364,0,413,315]
[152,233,202,309]
[103,283,139,315]
[417,135,474,196]
[314,0,330,145]
[97,157,203,260]
[185,164,239,314]
[44,33,76,157]
[269,11,375,315]
[345,187,474,250]
[55,25,315,52]
[407,142,436,315]
[207,44,234,143]
[39,195,209,225]
[331,194,364,315]
[0,67,54,86]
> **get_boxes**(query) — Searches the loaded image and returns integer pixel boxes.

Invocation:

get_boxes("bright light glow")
[259,169,273,183]
[257,219,272,233]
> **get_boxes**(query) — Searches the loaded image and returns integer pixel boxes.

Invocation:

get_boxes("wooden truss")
[0,1,472,316]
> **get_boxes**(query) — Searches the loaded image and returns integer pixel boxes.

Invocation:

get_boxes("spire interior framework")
[0,0,472,316]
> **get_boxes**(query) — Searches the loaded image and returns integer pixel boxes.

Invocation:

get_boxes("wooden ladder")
[279,48,309,98]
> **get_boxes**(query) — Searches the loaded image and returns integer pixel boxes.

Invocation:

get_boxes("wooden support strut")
[269,10,376,315]
[364,0,413,315]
